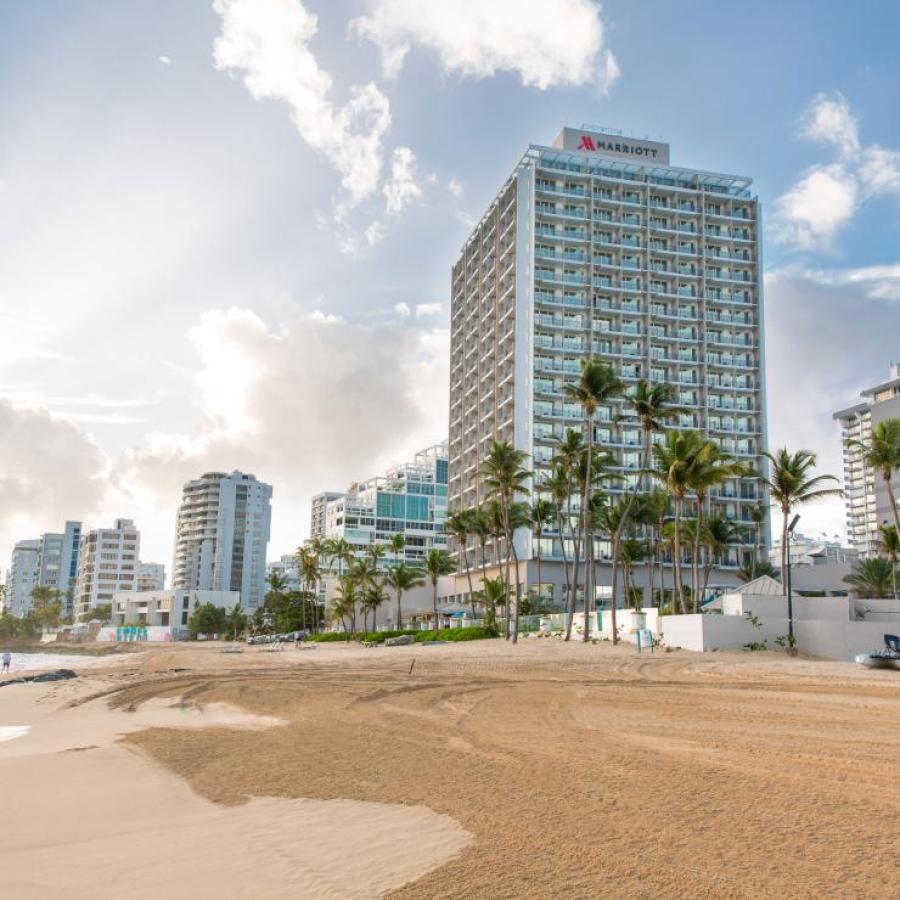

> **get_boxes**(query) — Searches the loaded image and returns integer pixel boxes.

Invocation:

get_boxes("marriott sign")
[552,128,670,166]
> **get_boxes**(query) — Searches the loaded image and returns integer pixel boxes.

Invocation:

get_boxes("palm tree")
[446,508,477,618]
[332,577,359,635]
[877,524,900,600]
[366,542,388,573]
[700,514,743,599]
[746,503,768,580]
[325,537,353,579]
[424,548,455,633]
[383,562,425,630]
[761,448,843,595]
[686,441,746,609]
[389,532,406,565]
[480,576,506,628]
[481,441,531,643]
[563,359,623,641]
[540,465,573,619]
[470,507,491,590]
[529,497,555,610]
[844,557,895,599]
[738,559,780,582]
[648,429,708,612]
[362,583,388,634]
[848,418,900,535]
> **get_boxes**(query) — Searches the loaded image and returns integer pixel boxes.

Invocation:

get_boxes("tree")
[877,524,900,600]
[738,559,780,582]
[362,583,388,634]
[762,448,843,596]
[423,549,455,633]
[447,509,477,618]
[746,503,769,580]
[529,497,555,610]
[844,557,895,599]
[479,576,506,628]
[552,429,586,639]
[700,514,743,599]
[541,465,574,623]
[226,603,248,640]
[389,532,406,566]
[91,603,112,625]
[250,606,270,635]
[470,507,491,591]
[383,562,425,630]
[188,603,227,639]
[480,441,531,643]
[848,418,900,536]
[563,359,624,641]
[648,429,708,612]
[30,586,63,629]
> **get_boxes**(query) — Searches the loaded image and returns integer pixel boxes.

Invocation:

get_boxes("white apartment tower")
[4,539,41,617]
[449,126,767,599]
[172,471,272,610]
[834,363,900,557]
[74,519,140,620]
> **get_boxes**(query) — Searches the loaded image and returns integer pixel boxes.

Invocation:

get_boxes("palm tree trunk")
[582,418,594,643]
[555,506,571,612]
[396,588,403,631]
[885,473,900,537]
[462,544,476,620]
[503,509,512,640]
[672,496,684,613]
[535,529,542,613]
[693,493,706,613]
[510,535,521,645]
[609,535,620,642]
[432,582,440,634]
[781,508,789,596]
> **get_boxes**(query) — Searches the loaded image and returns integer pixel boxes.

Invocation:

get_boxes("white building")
[172,471,272,610]
[267,554,302,591]
[769,532,858,568]
[448,125,767,605]
[74,519,140,621]
[834,363,900,557]
[310,491,344,541]
[136,562,166,592]
[318,443,448,572]
[110,588,239,630]
[4,539,41,617]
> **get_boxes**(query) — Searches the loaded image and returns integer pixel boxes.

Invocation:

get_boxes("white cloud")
[802,262,900,301]
[349,0,619,92]
[212,0,392,209]
[799,92,859,157]
[415,302,442,317]
[773,163,858,252]
[382,146,422,214]
[117,306,448,561]
[158,55,172,66]
[393,302,411,317]
[0,401,108,562]
[448,177,463,197]
[775,92,900,251]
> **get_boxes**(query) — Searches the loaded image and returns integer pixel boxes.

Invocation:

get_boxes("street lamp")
[786,514,800,647]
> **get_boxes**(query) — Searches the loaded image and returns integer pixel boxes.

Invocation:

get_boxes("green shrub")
[415,626,499,643]
[310,629,420,644]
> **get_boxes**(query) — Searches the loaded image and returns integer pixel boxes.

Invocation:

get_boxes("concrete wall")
[659,613,787,652]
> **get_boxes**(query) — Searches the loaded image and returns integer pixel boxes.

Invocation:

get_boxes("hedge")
[310,626,499,644]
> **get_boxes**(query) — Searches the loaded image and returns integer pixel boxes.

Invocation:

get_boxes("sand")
[3,639,900,898]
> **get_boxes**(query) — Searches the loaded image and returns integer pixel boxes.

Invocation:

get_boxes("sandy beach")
[3,639,900,898]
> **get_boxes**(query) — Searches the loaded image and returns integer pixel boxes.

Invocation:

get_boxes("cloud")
[772,163,858,252]
[802,261,900,301]
[415,302,442,317]
[393,302,411,317]
[212,0,392,209]
[158,55,172,66]
[775,92,900,251]
[117,306,448,559]
[0,401,107,561]
[764,266,900,539]
[448,177,463,197]
[798,92,859,157]
[382,146,422,214]
[349,0,619,92]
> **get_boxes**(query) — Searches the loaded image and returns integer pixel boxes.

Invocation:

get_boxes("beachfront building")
[171,471,272,611]
[317,443,449,572]
[310,491,344,541]
[447,125,767,605]
[3,539,41,617]
[834,363,900,557]
[768,532,858,569]
[74,519,141,621]
[136,562,166,592]
[110,588,239,630]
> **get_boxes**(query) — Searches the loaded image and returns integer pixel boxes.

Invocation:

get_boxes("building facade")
[136,562,166,592]
[4,539,41,617]
[110,588,239,629]
[319,443,449,571]
[448,126,767,602]
[310,492,344,541]
[769,532,858,569]
[834,363,900,557]
[172,471,272,610]
[74,519,140,620]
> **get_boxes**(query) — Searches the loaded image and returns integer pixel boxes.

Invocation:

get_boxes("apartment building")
[3,539,41,617]
[319,443,449,571]
[834,363,900,556]
[448,125,767,601]
[172,471,272,610]
[74,519,140,620]
[136,562,166,592]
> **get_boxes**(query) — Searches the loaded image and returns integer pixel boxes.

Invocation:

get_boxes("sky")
[1,0,899,572]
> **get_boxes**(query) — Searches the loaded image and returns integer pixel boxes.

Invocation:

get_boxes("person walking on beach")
[1,651,11,674]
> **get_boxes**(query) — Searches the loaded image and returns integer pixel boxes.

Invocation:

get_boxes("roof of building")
[732,574,783,595]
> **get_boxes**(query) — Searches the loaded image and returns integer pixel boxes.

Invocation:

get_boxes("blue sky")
[1,0,899,566]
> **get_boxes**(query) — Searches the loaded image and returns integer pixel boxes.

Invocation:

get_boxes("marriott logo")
[577,134,659,159]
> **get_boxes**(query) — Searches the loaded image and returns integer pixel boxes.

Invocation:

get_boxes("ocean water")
[1,652,93,673]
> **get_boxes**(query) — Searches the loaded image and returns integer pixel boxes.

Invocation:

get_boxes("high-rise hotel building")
[448,126,767,595]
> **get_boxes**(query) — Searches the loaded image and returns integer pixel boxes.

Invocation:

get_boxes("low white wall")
[660,613,790,652]
[722,593,851,622]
